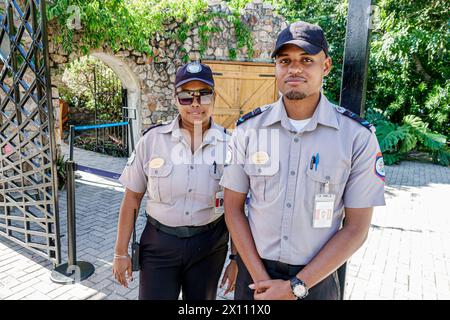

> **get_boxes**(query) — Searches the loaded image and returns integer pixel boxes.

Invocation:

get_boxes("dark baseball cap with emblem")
[271,21,329,58]
[175,62,215,88]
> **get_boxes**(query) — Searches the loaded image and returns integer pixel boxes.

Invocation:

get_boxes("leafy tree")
[368,0,450,137]
[258,0,449,165]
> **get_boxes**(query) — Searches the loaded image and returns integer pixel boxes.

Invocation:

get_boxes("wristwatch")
[290,276,309,299]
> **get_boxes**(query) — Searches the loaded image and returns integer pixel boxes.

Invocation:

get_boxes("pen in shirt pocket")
[310,155,315,170]
[315,153,319,171]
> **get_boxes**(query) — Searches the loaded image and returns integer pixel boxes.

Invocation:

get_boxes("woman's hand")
[220,261,238,295]
[112,255,133,288]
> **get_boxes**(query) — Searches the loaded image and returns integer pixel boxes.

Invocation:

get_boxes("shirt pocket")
[244,161,280,203]
[305,164,349,209]
[147,163,174,204]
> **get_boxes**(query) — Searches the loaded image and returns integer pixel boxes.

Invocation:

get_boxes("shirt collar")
[203,119,228,145]
[262,92,340,132]
[159,115,227,145]
[158,115,180,134]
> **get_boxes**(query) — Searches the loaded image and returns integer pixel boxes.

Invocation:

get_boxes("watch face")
[293,284,307,297]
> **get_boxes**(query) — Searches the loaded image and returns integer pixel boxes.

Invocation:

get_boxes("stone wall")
[145,1,286,127]
[46,0,287,136]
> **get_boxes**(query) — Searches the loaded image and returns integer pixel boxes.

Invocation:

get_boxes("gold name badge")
[251,151,269,165]
[149,158,165,169]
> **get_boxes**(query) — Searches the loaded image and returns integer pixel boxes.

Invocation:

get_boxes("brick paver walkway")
[1,144,449,300]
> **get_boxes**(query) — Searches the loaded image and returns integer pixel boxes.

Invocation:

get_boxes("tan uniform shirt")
[119,115,229,227]
[220,93,386,265]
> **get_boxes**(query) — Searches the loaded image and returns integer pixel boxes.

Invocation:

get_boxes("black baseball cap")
[175,62,215,88]
[271,21,329,58]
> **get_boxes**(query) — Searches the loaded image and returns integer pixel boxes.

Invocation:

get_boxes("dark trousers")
[138,217,228,300]
[235,256,340,300]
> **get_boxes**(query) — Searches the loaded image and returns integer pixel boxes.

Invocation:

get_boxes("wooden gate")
[204,61,279,129]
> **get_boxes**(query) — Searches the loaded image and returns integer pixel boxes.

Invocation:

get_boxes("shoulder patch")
[334,105,375,133]
[375,152,385,181]
[236,104,272,126]
[142,122,168,136]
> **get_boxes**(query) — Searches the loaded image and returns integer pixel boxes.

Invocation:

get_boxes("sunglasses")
[176,89,214,105]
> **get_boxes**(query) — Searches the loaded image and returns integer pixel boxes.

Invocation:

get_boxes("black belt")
[146,214,224,238]
[262,259,305,276]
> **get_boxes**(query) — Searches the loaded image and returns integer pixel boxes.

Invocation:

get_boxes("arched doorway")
[59,53,141,156]
[90,52,141,153]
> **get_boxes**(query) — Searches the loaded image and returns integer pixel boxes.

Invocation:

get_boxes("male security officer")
[220,21,386,300]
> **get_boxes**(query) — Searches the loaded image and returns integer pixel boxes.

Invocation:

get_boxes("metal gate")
[0,0,61,265]
[70,57,129,157]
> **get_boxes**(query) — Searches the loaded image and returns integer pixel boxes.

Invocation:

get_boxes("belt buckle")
[176,226,192,238]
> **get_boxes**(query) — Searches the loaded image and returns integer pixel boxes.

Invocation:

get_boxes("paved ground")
[0,144,449,300]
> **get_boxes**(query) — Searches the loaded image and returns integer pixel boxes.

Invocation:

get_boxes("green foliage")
[47,0,208,55]
[47,0,254,60]
[61,56,123,122]
[367,0,450,137]
[366,109,449,166]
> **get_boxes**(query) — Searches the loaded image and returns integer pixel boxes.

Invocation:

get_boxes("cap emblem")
[186,62,202,74]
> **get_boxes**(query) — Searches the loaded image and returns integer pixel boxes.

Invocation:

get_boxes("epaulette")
[333,105,375,133]
[236,104,272,126]
[142,122,168,136]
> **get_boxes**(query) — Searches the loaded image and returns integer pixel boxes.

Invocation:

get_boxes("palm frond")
[376,121,407,152]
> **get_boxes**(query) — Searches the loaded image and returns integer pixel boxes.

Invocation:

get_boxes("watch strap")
[229,254,237,261]
[290,276,309,299]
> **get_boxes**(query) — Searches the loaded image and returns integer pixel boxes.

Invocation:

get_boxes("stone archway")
[89,51,142,151]
[50,49,143,156]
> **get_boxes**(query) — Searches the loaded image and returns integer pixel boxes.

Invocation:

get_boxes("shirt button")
[294,137,299,143]
[290,171,296,175]
[188,189,192,192]
[283,236,288,240]
[286,203,292,208]
[190,165,194,170]
[258,168,262,174]
[185,211,189,215]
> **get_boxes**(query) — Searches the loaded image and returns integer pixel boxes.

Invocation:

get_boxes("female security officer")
[112,62,237,299]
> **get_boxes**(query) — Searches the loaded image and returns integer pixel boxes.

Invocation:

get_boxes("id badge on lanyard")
[313,179,335,228]
[215,190,224,214]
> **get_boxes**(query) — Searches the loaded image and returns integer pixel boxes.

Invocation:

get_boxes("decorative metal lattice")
[0,0,61,264]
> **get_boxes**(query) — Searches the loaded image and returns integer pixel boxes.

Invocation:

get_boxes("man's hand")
[250,279,297,300]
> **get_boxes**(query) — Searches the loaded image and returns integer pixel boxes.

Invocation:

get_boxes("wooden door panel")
[205,61,277,129]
